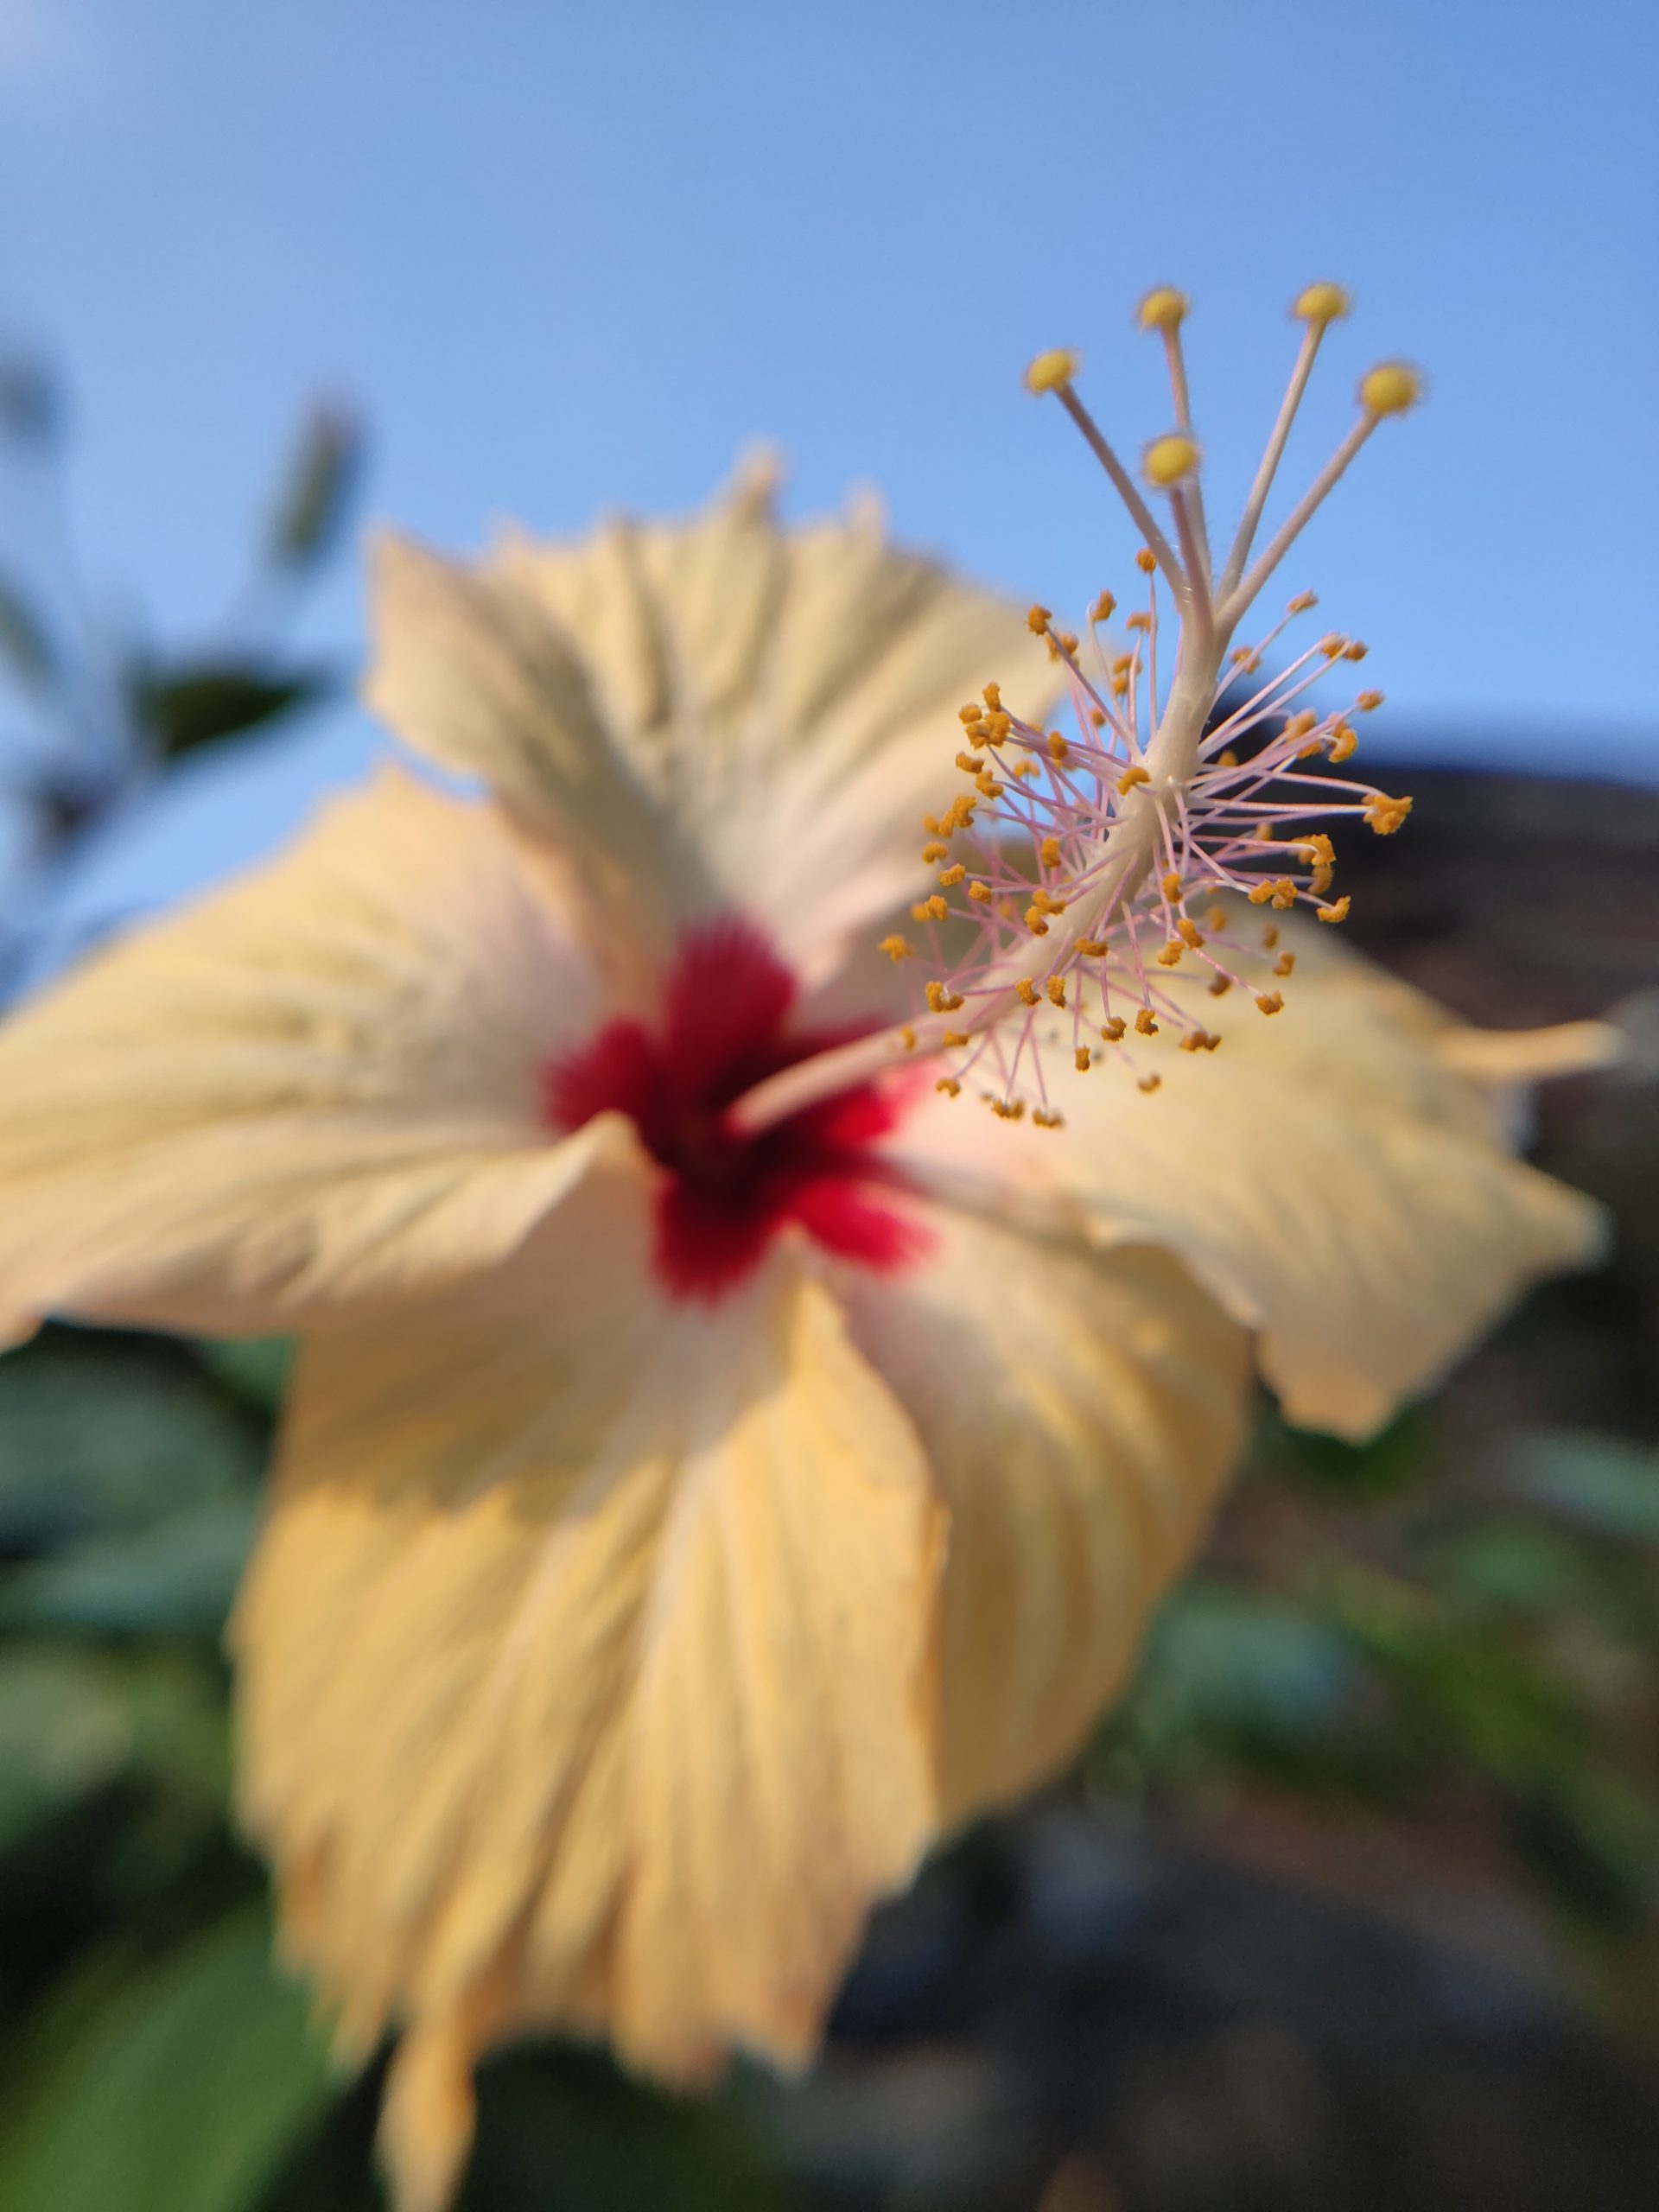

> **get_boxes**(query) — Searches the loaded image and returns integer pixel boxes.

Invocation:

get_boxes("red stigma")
[545,917,926,1301]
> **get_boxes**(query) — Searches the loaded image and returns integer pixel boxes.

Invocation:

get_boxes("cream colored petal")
[836,1206,1249,1824]
[889,923,1606,1441]
[365,532,713,976]
[232,1182,942,2212]
[493,467,1058,991]
[0,766,613,1344]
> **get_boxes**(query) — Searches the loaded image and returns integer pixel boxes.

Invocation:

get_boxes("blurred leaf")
[0,569,56,691]
[0,354,61,446]
[201,1337,295,1419]
[1507,1430,1659,1541]
[266,404,363,572]
[133,661,334,762]
[456,2043,791,2212]
[1434,1521,1608,1618]
[0,1494,257,1638]
[0,1329,265,1555]
[1105,1583,1363,1790]
[0,1648,227,1859]
[1266,1403,1435,1501]
[0,1909,333,2212]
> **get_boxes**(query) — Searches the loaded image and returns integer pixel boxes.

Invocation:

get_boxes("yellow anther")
[1344,639,1369,662]
[1205,906,1226,932]
[1138,1073,1162,1094]
[1045,976,1067,1008]
[1299,833,1336,868]
[1088,707,1107,729]
[1126,611,1152,632]
[921,841,950,862]
[1015,978,1040,1007]
[1032,1109,1064,1129]
[1284,709,1319,741]
[1026,912,1051,936]
[1230,651,1262,674]
[976,772,1003,798]
[982,681,1002,710]
[1027,602,1052,634]
[1110,674,1129,699]
[901,1026,917,1050]
[1270,879,1299,910]
[1101,1015,1128,1041]
[1208,973,1233,997]
[1262,924,1280,948]
[1294,282,1351,327]
[1111,652,1135,675]
[1248,882,1275,906]
[1058,631,1079,654]
[936,1076,961,1096]
[1040,836,1062,868]
[1143,433,1200,488]
[1318,632,1347,659]
[925,982,950,1012]
[1311,864,1333,895]
[943,1030,969,1047]
[1255,991,1285,1016]
[1135,547,1158,574]
[1274,950,1296,977]
[1217,748,1238,767]
[1118,766,1151,796]
[1177,917,1205,948]
[1179,1027,1221,1053]
[1030,887,1066,914]
[1157,941,1184,966]
[1359,361,1423,416]
[1356,690,1384,712]
[956,749,984,774]
[1160,871,1183,899]
[1135,1007,1159,1036]
[912,895,949,921]
[1329,723,1358,762]
[1363,792,1413,835]
[985,709,1013,741]
[879,934,914,962]
[1252,823,1275,842]
[1076,938,1108,957]
[1025,348,1080,394]
[968,880,994,903]
[1317,895,1352,923]
[958,702,983,724]
[991,1097,1027,1122]
[1075,1046,1092,1073]
[923,812,941,835]
[1010,758,1039,779]
[1090,590,1116,622]
[1287,589,1319,613]
[1137,286,1188,332]
[1047,730,1070,761]
[938,862,967,887]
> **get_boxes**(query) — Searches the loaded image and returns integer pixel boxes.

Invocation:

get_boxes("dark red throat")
[545,917,925,1301]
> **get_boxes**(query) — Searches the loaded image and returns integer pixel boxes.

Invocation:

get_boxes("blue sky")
[1,0,1656,918]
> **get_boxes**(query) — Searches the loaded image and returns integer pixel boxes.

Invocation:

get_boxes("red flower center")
[545,917,926,1302]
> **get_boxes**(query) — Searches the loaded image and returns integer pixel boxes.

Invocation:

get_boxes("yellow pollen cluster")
[1025,349,1080,394]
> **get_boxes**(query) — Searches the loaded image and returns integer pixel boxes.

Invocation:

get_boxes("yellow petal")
[488,463,1057,992]
[889,925,1605,1441]
[838,1205,1249,1821]
[0,767,617,1344]
[232,1190,942,2211]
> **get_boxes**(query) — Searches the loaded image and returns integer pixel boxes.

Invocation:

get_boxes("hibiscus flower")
[0,297,1612,2211]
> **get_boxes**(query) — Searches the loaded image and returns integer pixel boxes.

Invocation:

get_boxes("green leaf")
[0,1910,334,2212]
[1507,1430,1659,1541]
[0,1328,264,1554]
[0,1494,258,1638]
[265,404,363,572]
[0,1648,227,1859]
[132,662,334,761]
[200,1338,295,1419]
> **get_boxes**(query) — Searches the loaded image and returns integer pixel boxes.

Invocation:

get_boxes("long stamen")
[1141,287,1212,590]
[1026,351,1186,598]
[1218,283,1351,601]
[1222,360,1421,629]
